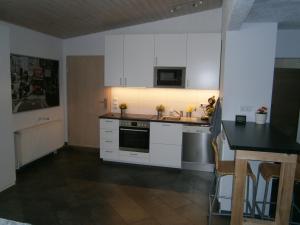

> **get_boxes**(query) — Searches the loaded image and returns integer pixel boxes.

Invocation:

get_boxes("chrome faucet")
[173,110,183,117]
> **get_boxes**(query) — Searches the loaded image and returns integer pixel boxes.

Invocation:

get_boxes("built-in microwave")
[154,67,186,88]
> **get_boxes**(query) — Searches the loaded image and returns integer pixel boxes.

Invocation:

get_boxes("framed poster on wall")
[10,54,59,113]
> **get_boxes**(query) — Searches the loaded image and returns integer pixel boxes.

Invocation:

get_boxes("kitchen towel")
[210,97,222,139]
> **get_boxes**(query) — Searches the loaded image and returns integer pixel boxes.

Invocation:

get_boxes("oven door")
[119,127,150,153]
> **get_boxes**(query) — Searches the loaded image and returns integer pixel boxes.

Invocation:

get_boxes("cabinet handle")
[120,77,122,86]
[105,150,113,153]
[105,120,113,123]
[162,124,171,127]
[104,130,112,133]
[154,57,158,66]
[130,153,138,156]
[187,79,189,88]
[125,77,127,86]
[104,140,112,143]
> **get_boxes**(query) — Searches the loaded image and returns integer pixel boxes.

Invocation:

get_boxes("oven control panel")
[119,120,149,128]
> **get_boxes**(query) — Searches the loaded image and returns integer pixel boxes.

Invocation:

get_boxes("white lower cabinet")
[100,149,119,161]
[150,122,183,168]
[119,151,150,164]
[150,143,182,168]
[99,119,119,161]
[100,119,183,168]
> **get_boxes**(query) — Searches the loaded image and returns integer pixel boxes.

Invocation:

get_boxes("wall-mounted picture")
[10,54,59,113]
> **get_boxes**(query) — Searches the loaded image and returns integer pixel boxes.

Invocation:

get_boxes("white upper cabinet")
[154,34,187,67]
[105,33,221,89]
[186,33,221,90]
[105,35,124,87]
[124,34,154,87]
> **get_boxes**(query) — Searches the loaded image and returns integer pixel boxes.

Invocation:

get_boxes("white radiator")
[14,120,64,168]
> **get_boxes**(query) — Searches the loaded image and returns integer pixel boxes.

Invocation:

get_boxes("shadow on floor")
[0,147,230,225]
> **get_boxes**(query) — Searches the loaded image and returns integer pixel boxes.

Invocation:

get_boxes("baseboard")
[67,144,99,153]
[0,180,15,193]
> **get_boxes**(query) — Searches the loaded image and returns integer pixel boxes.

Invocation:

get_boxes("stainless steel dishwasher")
[182,125,214,172]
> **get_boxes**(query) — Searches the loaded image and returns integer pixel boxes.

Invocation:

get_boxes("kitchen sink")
[161,116,181,121]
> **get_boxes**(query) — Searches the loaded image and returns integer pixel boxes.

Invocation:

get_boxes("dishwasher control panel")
[182,125,210,133]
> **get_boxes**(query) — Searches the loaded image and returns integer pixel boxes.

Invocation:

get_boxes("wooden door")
[67,56,110,148]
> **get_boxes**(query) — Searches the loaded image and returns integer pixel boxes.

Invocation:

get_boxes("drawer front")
[100,149,119,160]
[150,143,182,168]
[119,151,150,164]
[150,122,182,145]
[100,119,119,130]
[100,129,118,141]
[100,139,118,149]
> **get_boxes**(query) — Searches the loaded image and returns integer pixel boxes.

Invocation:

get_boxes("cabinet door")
[155,34,187,67]
[100,119,119,130]
[150,143,181,168]
[124,34,154,87]
[150,122,182,145]
[105,35,124,87]
[186,33,221,89]
[100,149,119,161]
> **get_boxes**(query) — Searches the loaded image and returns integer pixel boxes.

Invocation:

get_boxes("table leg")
[231,157,248,225]
[275,160,297,225]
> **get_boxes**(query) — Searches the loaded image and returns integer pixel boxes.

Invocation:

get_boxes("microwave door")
[155,67,185,88]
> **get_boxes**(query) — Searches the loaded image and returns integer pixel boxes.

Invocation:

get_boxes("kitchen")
[98,32,220,170]
[0,1,300,225]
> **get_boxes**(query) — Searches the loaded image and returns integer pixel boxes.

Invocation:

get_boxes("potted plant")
[156,104,165,118]
[186,105,196,117]
[119,103,127,117]
[255,106,268,124]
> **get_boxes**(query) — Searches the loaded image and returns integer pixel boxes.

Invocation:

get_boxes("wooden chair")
[208,138,257,225]
[255,156,300,223]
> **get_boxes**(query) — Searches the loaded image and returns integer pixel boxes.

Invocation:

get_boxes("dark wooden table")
[222,121,300,225]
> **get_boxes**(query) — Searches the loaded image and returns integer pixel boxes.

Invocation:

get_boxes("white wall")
[6,23,65,132]
[0,24,16,191]
[276,29,300,58]
[0,22,65,190]
[219,22,278,211]
[110,88,219,116]
[63,9,222,56]
[62,8,222,141]
[222,23,278,122]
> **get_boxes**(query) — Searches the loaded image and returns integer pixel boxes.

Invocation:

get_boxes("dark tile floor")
[0,147,229,225]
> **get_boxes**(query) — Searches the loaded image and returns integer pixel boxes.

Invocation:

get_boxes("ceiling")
[246,0,300,29]
[0,0,222,39]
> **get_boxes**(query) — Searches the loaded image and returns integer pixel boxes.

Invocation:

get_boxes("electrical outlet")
[112,97,118,110]
[240,106,253,112]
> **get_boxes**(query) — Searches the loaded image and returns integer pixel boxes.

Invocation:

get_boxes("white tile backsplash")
[111,87,219,117]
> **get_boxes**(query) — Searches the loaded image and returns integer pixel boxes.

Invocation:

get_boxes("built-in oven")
[119,120,150,153]
[154,67,186,88]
